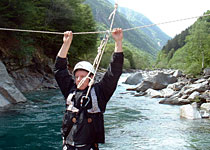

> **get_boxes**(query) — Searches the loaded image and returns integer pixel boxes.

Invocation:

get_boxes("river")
[0,74,210,150]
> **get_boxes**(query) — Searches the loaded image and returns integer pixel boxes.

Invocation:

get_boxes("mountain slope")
[156,10,210,75]
[118,7,170,48]
[85,0,170,56]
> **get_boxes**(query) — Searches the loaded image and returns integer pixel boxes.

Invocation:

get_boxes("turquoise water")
[0,74,210,150]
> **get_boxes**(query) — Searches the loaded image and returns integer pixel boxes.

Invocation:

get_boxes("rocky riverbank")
[0,59,58,107]
[125,69,210,119]
[1,56,210,119]
[0,58,105,108]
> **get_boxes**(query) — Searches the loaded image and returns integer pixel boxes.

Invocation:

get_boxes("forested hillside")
[156,10,210,75]
[0,0,170,71]
[0,0,97,68]
[108,0,170,48]
[85,0,170,56]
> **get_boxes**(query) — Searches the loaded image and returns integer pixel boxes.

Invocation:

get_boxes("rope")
[123,13,210,32]
[0,13,209,35]
[77,3,118,99]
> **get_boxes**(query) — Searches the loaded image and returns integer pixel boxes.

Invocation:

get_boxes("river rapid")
[0,74,210,150]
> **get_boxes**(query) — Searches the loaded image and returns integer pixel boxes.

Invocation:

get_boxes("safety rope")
[77,3,118,100]
[0,14,210,35]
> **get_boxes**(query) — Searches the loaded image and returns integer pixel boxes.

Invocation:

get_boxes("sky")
[114,0,210,37]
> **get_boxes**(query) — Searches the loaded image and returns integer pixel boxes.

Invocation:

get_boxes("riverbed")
[0,74,210,150]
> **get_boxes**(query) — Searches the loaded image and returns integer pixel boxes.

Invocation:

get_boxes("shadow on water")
[0,74,210,150]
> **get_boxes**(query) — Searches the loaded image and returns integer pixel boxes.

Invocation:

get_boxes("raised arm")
[54,31,74,99]
[96,28,124,112]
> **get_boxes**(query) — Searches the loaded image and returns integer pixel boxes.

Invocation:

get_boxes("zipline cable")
[123,13,210,32]
[0,14,209,35]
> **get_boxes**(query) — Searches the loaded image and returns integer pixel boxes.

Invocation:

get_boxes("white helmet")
[73,61,95,75]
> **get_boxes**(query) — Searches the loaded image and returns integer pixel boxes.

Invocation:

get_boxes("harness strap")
[66,87,101,113]
[87,87,101,113]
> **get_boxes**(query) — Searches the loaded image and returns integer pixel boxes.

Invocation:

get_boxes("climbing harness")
[66,87,101,113]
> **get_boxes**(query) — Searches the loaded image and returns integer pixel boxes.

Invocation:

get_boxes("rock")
[159,97,190,105]
[146,89,162,98]
[182,81,208,95]
[0,61,27,107]
[167,82,186,91]
[188,91,200,101]
[173,70,183,78]
[135,81,153,92]
[194,79,206,84]
[180,103,201,119]
[181,95,189,99]
[0,94,10,107]
[200,103,210,118]
[10,67,58,92]
[146,72,177,90]
[161,88,176,98]
[204,68,210,76]
[200,103,210,112]
[134,91,146,97]
[199,90,210,103]
[199,110,209,118]
[136,72,177,92]
[126,87,137,91]
[145,88,176,99]
[124,72,143,85]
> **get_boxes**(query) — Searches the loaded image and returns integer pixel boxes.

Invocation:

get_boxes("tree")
[0,0,97,66]
[185,13,210,74]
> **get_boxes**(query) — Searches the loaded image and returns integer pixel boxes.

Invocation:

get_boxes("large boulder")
[135,80,153,92]
[146,88,176,99]
[145,89,162,98]
[161,88,176,98]
[182,81,209,95]
[180,103,201,119]
[124,72,143,85]
[147,72,177,90]
[188,91,200,101]
[136,72,177,92]
[0,61,27,107]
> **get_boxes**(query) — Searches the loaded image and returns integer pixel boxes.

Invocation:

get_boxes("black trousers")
[63,143,99,150]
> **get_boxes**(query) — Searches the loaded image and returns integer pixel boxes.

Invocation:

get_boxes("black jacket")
[54,52,123,145]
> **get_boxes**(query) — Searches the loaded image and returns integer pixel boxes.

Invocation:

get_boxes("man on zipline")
[54,28,123,150]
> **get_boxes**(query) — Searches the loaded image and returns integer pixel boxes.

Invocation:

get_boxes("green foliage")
[97,42,153,69]
[12,36,35,59]
[167,46,188,69]
[156,10,210,76]
[155,51,169,68]
[185,62,202,75]
[0,0,97,66]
